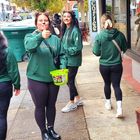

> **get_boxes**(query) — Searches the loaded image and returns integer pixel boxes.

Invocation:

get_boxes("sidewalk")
[7,59,89,139]
[7,42,140,140]
[76,43,140,140]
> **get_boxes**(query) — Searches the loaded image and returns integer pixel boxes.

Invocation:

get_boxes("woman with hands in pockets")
[60,11,83,113]
[24,12,61,140]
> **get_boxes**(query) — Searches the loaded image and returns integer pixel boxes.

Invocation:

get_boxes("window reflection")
[106,0,127,38]
[131,0,140,53]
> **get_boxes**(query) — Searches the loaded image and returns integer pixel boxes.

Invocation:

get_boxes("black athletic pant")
[28,79,59,133]
[99,64,123,101]
[67,66,79,100]
[0,81,12,140]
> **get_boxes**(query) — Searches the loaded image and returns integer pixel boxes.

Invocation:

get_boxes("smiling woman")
[24,12,61,140]
[60,10,83,113]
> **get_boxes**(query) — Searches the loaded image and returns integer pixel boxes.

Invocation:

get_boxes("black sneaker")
[48,127,61,140]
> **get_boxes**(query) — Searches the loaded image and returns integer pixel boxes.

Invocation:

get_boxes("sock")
[117,101,122,109]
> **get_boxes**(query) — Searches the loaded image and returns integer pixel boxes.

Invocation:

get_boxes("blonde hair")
[101,13,113,29]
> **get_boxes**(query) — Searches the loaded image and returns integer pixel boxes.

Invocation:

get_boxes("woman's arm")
[67,28,83,56]
[92,34,101,56]
[24,32,43,53]
[119,32,128,53]
[7,49,20,90]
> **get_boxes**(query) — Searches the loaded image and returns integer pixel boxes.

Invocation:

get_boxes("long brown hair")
[34,12,54,32]
[61,10,80,37]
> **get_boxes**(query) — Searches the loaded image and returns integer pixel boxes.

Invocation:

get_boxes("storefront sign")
[91,0,97,32]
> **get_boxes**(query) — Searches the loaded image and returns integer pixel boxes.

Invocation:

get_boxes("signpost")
[91,0,97,32]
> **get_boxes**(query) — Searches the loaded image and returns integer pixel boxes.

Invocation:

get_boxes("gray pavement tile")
[7,43,140,140]
[77,44,140,140]
[88,126,139,140]
[77,83,104,99]
[76,72,103,85]
[7,80,89,140]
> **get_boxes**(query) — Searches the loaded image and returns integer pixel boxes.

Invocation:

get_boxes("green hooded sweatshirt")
[0,48,20,89]
[92,28,128,66]
[24,31,61,83]
[60,26,83,68]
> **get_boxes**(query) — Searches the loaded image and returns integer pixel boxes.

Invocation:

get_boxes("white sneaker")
[74,98,83,106]
[105,100,112,110]
[116,108,123,118]
[61,102,77,113]
[116,101,123,118]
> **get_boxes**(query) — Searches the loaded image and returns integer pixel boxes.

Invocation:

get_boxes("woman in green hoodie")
[24,12,61,140]
[0,31,20,140]
[92,13,128,118]
[60,11,83,113]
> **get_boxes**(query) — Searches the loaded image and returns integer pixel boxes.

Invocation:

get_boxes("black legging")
[28,79,59,133]
[99,64,123,101]
[67,66,79,100]
[0,81,12,140]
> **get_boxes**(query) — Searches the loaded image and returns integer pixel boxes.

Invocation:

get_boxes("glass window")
[130,0,140,54]
[106,0,127,38]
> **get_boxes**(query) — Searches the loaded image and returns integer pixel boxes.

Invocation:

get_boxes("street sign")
[91,0,97,32]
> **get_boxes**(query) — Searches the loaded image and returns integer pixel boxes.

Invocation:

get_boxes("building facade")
[0,0,11,21]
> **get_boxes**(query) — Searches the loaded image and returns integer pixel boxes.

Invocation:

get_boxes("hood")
[100,28,120,41]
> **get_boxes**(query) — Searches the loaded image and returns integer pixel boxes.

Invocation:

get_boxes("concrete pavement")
[7,42,140,140]
[76,43,140,140]
[7,62,89,139]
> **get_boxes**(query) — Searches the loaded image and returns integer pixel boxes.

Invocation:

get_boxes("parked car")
[12,15,22,21]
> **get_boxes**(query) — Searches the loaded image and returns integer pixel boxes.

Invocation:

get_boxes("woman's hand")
[42,30,51,39]
[14,89,20,96]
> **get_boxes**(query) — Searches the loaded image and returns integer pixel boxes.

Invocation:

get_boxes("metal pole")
[127,0,131,49]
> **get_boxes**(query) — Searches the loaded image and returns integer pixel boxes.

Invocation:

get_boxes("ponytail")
[101,13,113,29]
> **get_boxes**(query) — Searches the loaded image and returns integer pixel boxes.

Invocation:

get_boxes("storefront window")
[130,0,140,54]
[106,0,127,38]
